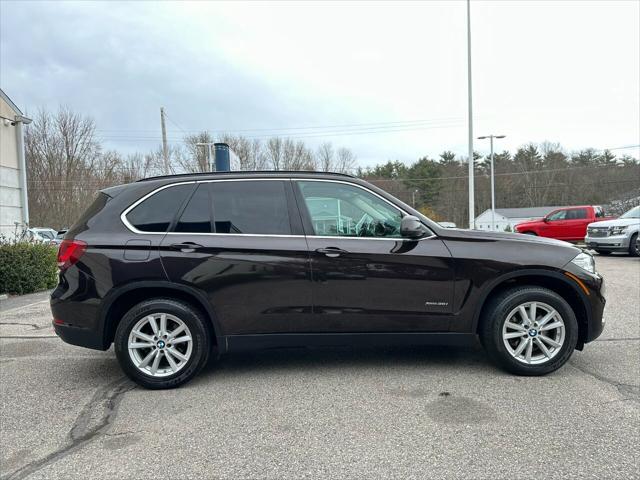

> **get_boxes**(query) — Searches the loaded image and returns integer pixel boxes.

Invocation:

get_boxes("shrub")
[0,242,58,295]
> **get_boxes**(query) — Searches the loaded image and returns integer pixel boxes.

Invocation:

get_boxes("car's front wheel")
[114,298,210,389]
[480,286,578,375]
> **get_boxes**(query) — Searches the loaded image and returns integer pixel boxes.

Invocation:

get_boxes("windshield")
[620,206,640,219]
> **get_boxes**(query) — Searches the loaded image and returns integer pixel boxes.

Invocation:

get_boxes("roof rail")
[136,170,356,182]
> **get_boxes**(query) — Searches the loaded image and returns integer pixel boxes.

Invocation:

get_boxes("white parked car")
[21,227,58,244]
[585,205,640,256]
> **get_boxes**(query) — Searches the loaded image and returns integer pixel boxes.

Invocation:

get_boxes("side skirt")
[224,332,477,353]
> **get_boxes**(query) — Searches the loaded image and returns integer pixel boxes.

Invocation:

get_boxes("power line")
[95,122,465,144]
[94,116,465,134]
[27,163,640,183]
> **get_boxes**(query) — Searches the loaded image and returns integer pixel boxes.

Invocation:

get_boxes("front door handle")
[170,242,203,253]
[315,247,348,258]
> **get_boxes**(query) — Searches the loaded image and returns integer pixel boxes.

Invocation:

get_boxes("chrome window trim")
[120,177,435,241]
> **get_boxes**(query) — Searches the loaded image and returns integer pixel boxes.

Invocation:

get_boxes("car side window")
[547,210,566,221]
[297,181,403,238]
[126,184,194,233]
[568,208,588,220]
[210,180,291,235]
[175,184,211,233]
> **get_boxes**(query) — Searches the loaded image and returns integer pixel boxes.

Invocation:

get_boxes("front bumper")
[585,234,630,251]
[562,261,606,344]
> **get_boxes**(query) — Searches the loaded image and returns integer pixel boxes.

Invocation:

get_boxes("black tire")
[114,298,211,389]
[629,233,639,257]
[479,286,578,376]
[595,250,612,256]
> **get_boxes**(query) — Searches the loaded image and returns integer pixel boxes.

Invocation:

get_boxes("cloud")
[1,0,638,166]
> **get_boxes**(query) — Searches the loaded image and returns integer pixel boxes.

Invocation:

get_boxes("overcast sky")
[1,0,638,167]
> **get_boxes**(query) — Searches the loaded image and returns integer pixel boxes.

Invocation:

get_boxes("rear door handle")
[170,242,203,253]
[315,247,348,258]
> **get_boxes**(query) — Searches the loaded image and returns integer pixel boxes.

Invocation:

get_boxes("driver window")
[547,210,566,221]
[297,181,403,238]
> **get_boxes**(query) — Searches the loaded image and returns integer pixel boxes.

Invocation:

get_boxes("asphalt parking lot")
[1,255,638,479]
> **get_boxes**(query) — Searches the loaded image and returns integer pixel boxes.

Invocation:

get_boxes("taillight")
[57,239,87,271]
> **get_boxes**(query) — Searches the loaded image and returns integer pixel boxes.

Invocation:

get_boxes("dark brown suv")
[51,171,605,389]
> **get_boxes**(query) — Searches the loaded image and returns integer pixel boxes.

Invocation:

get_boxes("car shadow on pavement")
[197,343,491,380]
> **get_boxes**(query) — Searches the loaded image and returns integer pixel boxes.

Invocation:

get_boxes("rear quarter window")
[126,184,194,233]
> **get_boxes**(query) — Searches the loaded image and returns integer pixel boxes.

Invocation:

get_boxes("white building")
[475,206,566,231]
[0,89,31,240]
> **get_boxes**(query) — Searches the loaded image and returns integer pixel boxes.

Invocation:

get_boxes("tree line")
[25,108,356,228]
[26,107,639,229]
[359,143,640,226]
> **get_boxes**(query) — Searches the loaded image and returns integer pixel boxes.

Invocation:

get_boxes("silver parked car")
[585,205,640,256]
[21,227,58,244]
[49,229,68,246]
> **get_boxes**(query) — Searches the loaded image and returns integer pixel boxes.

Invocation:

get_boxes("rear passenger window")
[568,208,588,220]
[126,184,193,232]
[211,181,291,235]
[175,184,211,233]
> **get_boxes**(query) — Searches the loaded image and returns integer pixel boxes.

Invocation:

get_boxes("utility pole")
[160,107,169,174]
[412,189,419,208]
[467,0,475,229]
[478,134,506,231]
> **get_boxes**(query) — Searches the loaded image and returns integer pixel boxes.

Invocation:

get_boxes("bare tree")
[265,137,284,170]
[316,142,335,172]
[218,134,268,171]
[26,107,102,228]
[182,131,215,172]
[282,139,314,170]
[335,147,357,174]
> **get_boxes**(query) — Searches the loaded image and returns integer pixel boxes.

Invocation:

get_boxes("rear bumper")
[53,321,107,350]
[50,271,107,351]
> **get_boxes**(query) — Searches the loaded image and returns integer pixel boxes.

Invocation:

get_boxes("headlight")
[610,226,628,236]
[571,252,596,274]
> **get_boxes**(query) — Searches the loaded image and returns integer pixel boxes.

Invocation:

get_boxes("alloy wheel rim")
[502,301,565,365]
[128,313,193,377]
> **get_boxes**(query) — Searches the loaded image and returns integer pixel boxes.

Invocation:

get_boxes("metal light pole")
[412,189,419,208]
[466,0,475,229]
[477,135,506,231]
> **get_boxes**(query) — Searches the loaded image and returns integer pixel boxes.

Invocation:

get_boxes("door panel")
[160,234,313,335]
[566,208,589,240]
[303,236,454,332]
[160,179,313,335]
[293,179,454,333]
[541,209,568,239]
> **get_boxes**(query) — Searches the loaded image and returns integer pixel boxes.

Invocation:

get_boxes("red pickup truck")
[514,206,613,242]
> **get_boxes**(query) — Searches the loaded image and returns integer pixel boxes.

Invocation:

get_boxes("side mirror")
[401,215,427,239]
[543,217,549,223]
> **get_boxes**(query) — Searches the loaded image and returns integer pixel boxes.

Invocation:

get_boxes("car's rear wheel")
[480,286,578,375]
[114,298,210,389]
[629,233,639,257]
